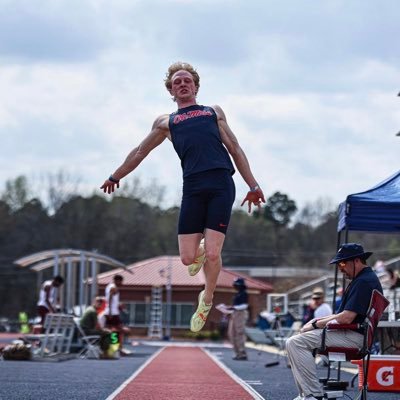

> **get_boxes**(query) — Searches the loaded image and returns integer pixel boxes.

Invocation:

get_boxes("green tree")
[44,169,81,214]
[7,199,52,254]
[263,191,297,227]
[0,200,12,247]
[224,209,276,266]
[1,176,31,211]
[255,192,298,264]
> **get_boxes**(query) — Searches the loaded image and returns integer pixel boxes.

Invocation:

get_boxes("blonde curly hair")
[164,62,200,94]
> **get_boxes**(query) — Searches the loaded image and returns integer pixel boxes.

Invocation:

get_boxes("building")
[97,256,273,336]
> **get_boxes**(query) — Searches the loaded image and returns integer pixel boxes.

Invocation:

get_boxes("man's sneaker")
[190,290,212,332]
[233,355,248,361]
[188,239,206,276]
[119,348,133,357]
[292,396,304,400]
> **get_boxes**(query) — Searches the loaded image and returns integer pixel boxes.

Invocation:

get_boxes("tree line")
[1,173,399,318]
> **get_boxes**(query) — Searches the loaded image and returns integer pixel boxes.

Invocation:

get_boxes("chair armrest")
[326,323,360,330]
[82,335,101,340]
[319,323,364,353]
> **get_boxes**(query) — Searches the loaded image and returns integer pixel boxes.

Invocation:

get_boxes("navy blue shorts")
[178,169,236,235]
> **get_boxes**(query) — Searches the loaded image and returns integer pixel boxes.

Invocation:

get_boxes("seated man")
[286,243,383,400]
[80,297,110,353]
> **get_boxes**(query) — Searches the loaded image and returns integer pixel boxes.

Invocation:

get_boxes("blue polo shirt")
[338,267,383,324]
[233,289,248,307]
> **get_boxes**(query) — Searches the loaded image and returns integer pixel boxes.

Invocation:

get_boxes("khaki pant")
[228,310,248,357]
[286,329,363,398]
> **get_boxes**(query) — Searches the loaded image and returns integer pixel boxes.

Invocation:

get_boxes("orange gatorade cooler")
[351,355,400,392]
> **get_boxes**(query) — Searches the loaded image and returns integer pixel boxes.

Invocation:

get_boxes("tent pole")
[332,230,342,313]
[344,228,349,243]
[339,229,348,310]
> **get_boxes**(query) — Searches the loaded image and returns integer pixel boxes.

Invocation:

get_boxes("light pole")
[159,257,172,341]
[164,256,172,341]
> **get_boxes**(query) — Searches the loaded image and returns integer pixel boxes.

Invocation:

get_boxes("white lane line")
[105,347,165,400]
[140,340,232,348]
[203,349,265,400]
[246,342,283,355]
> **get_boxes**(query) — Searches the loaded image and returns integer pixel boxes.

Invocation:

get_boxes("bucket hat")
[329,243,373,265]
[312,292,324,300]
[233,277,246,287]
[311,287,324,299]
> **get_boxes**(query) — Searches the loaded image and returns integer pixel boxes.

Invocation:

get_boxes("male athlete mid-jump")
[101,62,265,332]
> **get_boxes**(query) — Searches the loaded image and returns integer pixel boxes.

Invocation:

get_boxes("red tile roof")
[97,256,272,292]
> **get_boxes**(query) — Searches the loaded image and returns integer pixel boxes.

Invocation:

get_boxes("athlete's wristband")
[250,185,260,192]
[312,320,319,329]
[108,175,120,184]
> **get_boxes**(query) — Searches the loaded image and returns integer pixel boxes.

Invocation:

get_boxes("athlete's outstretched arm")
[101,115,169,194]
[214,105,265,213]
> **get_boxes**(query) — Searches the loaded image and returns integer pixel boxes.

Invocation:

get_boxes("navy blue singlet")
[169,104,236,235]
[169,105,235,177]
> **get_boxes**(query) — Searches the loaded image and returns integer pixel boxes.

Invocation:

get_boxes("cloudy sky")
[1,0,399,211]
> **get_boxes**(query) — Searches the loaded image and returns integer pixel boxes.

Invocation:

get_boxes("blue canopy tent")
[337,170,400,234]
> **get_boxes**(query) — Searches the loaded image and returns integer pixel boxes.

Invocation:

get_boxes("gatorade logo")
[110,332,119,345]
[376,366,394,386]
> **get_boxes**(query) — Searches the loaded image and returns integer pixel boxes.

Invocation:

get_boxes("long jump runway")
[107,346,262,400]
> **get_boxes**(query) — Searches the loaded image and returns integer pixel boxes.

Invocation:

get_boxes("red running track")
[112,347,256,400]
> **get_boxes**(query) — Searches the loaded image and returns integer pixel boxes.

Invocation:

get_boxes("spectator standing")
[104,274,130,355]
[228,278,249,361]
[37,275,64,329]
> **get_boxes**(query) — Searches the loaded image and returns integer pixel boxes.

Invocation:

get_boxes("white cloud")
[0,0,399,212]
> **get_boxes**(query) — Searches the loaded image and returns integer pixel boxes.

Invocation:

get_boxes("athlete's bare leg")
[202,228,225,305]
[178,233,203,266]
[179,229,225,305]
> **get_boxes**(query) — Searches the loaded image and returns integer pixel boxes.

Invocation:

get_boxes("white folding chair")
[74,318,101,359]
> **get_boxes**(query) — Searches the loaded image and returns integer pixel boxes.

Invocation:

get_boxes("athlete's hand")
[241,187,265,213]
[100,179,120,194]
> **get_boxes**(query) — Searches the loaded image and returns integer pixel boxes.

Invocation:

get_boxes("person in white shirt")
[37,275,64,330]
[104,275,123,326]
[104,274,130,354]
[312,291,332,319]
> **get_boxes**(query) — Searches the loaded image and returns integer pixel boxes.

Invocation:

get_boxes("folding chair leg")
[351,373,358,387]
[319,360,332,384]
[360,354,370,400]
